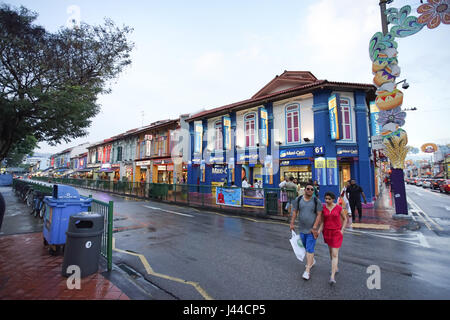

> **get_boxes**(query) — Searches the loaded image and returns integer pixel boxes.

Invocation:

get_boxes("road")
[73,187,450,300]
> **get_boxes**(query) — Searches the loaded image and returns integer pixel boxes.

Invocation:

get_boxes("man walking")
[346,179,367,223]
[290,181,323,280]
[280,176,297,218]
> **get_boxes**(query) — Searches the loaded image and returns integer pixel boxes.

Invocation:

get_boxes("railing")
[15,178,114,271]
[32,177,296,217]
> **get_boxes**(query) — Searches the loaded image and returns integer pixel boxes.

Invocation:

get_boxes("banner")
[216,187,242,207]
[370,101,383,136]
[326,157,338,186]
[314,157,326,186]
[194,121,203,154]
[222,116,232,150]
[328,94,342,140]
[259,107,269,147]
[243,188,265,208]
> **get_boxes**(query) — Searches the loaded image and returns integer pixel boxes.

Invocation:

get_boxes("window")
[244,113,256,147]
[286,104,300,143]
[117,146,122,162]
[340,98,352,140]
[214,120,223,150]
[140,141,145,159]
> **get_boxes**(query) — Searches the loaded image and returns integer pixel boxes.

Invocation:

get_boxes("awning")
[76,168,93,172]
[96,168,114,173]
[56,169,69,172]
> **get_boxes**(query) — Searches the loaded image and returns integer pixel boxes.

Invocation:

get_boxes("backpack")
[297,195,320,214]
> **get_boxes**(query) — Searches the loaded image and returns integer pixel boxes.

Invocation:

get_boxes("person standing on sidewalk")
[290,181,323,280]
[318,191,347,285]
[339,180,352,217]
[346,179,367,223]
[281,176,297,218]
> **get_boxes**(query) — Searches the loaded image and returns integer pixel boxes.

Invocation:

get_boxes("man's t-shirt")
[347,184,363,202]
[292,196,322,234]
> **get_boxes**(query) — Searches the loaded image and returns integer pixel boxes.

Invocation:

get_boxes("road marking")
[446,206,450,211]
[112,237,213,300]
[408,198,444,231]
[346,229,430,248]
[143,205,194,218]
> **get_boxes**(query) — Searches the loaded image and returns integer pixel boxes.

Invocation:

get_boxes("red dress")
[322,204,343,248]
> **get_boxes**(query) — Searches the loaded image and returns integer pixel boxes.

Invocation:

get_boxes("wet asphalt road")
[74,187,450,300]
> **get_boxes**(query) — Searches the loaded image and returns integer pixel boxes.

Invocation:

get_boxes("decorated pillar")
[369,1,449,214]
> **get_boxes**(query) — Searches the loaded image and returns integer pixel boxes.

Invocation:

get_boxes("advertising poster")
[194,121,203,154]
[243,188,265,208]
[314,157,326,186]
[222,116,231,150]
[216,187,242,207]
[328,94,342,140]
[370,101,383,136]
[326,157,338,186]
[259,107,269,147]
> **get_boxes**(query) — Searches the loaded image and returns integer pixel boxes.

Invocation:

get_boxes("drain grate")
[118,264,141,279]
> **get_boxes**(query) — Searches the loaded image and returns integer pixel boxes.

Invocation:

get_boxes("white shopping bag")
[290,230,306,262]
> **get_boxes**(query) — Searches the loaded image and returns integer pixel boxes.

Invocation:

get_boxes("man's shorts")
[300,232,317,254]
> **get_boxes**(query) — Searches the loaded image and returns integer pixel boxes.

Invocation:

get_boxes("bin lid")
[52,184,80,200]
[67,212,104,233]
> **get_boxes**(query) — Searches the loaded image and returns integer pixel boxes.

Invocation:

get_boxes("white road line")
[143,205,194,218]
[408,197,444,231]
[346,229,431,248]
[445,206,450,211]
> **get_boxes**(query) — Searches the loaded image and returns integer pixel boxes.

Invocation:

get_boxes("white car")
[416,179,423,186]
[422,180,432,188]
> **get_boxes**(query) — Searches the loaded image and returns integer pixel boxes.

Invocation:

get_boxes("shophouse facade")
[187,71,377,202]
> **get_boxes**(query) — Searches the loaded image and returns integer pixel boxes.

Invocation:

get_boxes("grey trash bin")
[62,212,104,278]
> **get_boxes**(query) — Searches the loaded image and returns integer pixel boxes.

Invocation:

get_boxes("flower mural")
[417,0,450,29]
[376,107,407,127]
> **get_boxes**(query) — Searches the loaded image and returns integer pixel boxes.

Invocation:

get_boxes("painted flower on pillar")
[377,107,407,127]
[417,0,450,29]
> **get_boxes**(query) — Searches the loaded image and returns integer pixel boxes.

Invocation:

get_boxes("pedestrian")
[346,179,367,223]
[279,176,288,216]
[339,180,352,217]
[313,180,320,198]
[280,176,297,218]
[0,191,5,231]
[318,191,347,285]
[290,181,323,280]
[242,177,250,188]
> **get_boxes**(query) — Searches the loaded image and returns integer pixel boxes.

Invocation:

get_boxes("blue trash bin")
[43,184,92,255]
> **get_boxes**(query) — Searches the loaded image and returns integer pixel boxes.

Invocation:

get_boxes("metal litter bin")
[62,212,104,278]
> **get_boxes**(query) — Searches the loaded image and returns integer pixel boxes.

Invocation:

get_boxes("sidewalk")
[349,185,416,231]
[0,186,134,300]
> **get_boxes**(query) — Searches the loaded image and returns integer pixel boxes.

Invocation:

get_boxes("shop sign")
[280,147,314,159]
[194,121,203,154]
[259,107,269,147]
[326,157,338,186]
[157,165,166,171]
[328,94,343,140]
[136,160,151,166]
[222,116,232,150]
[336,147,358,157]
[101,163,111,169]
[212,165,228,182]
[280,159,311,166]
[207,154,224,164]
[192,156,201,164]
[216,187,242,207]
[314,157,326,185]
[371,135,385,150]
[237,153,259,163]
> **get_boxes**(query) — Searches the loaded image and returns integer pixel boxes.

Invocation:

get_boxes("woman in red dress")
[318,191,348,285]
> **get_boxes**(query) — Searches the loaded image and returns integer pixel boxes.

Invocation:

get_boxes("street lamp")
[396,79,409,89]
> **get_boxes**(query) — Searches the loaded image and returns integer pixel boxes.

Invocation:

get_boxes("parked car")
[416,179,423,187]
[432,179,444,190]
[439,180,450,194]
[422,179,432,188]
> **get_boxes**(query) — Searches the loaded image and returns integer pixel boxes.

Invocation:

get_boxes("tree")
[0,4,134,162]
[2,134,37,167]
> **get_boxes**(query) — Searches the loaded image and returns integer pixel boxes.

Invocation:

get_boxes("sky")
[5,0,450,158]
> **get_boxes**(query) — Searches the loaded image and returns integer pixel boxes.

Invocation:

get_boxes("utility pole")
[379,0,391,35]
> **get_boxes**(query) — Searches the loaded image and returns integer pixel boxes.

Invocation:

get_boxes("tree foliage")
[0,4,134,162]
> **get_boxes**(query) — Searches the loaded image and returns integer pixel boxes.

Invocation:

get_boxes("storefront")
[279,147,313,185]
[135,160,151,183]
[237,151,262,186]
[336,146,359,191]
[111,164,120,181]
[152,158,173,184]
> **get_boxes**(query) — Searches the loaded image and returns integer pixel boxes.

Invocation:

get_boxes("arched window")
[244,113,256,147]
[286,104,300,143]
[214,120,223,150]
[340,98,352,140]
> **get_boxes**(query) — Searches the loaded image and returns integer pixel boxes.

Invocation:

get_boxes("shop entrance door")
[339,163,351,191]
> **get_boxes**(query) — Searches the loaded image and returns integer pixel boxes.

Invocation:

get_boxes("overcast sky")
[7,0,450,157]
